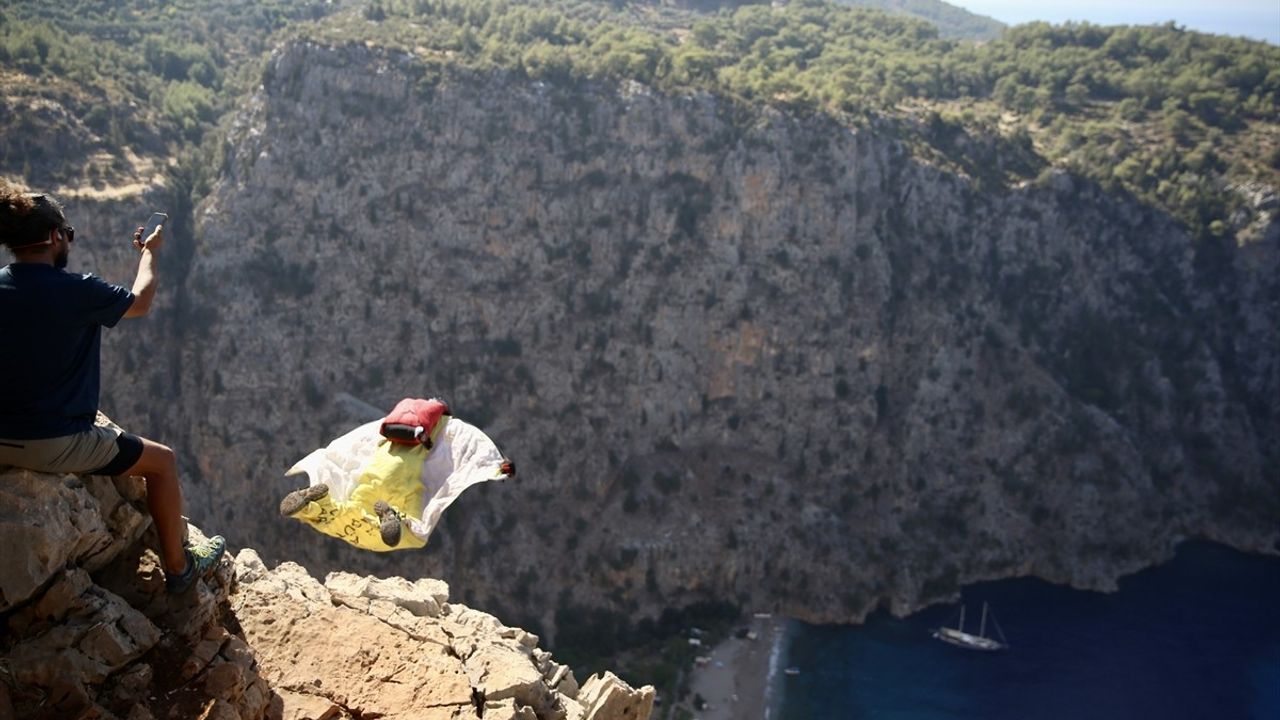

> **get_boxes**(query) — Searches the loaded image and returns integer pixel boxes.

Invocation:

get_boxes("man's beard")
[54,246,68,269]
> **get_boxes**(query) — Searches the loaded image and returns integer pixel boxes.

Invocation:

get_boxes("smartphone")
[140,212,168,243]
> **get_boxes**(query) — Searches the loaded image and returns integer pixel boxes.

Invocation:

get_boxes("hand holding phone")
[136,212,168,251]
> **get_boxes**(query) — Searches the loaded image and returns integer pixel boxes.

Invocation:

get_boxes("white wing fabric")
[283,417,511,551]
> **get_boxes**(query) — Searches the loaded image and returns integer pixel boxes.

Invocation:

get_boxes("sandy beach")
[684,615,786,720]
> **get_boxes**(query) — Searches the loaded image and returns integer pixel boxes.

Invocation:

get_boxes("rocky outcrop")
[0,463,653,720]
[232,551,653,720]
[0,467,257,720]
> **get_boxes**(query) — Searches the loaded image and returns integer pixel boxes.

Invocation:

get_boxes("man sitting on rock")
[0,182,225,594]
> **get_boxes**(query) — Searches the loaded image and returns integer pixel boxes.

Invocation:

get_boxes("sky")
[949,0,1280,44]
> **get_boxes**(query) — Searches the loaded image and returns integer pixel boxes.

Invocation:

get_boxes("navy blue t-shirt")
[0,263,134,439]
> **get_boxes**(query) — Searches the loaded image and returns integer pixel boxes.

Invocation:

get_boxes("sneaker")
[373,500,401,547]
[279,483,329,517]
[166,535,227,594]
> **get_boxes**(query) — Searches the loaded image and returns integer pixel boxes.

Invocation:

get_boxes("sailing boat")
[932,602,1009,651]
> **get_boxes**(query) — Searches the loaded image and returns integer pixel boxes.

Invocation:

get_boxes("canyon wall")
[83,40,1278,637]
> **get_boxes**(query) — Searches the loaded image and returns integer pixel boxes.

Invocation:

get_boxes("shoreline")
[685,614,788,720]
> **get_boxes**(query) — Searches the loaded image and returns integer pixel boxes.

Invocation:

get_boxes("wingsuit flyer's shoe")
[279,483,329,517]
[373,500,402,547]
[166,535,227,594]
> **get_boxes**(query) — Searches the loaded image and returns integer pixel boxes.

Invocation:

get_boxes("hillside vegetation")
[4,0,1275,240]
[0,0,340,189]
[316,0,1279,240]
[839,0,1004,40]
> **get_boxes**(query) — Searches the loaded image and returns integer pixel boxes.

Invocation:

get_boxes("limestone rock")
[0,467,259,720]
[4,568,160,703]
[486,698,540,720]
[1,464,648,720]
[232,547,270,584]
[0,470,114,611]
[324,571,449,617]
[234,556,651,720]
[464,643,560,720]
[578,673,655,720]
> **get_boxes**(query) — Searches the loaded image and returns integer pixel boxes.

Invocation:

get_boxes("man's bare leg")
[122,437,187,574]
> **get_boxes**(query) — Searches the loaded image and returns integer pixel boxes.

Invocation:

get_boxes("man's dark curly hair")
[0,179,66,250]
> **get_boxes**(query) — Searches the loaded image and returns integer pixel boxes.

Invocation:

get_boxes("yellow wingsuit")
[282,414,513,551]
[288,440,428,551]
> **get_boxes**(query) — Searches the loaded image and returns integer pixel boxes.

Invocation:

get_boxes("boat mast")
[979,602,988,638]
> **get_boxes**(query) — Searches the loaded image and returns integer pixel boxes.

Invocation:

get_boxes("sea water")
[769,542,1280,720]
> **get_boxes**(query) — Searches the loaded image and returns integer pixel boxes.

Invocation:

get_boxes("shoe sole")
[373,500,401,547]
[279,484,330,517]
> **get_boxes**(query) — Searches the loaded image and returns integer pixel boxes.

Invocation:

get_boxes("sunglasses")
[59,226,75,243]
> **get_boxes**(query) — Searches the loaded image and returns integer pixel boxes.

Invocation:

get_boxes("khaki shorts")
[0,426,144,476]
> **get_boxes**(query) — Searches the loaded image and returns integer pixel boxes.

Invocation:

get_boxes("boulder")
[464,643,562,720]
[486,697,540,720]
[578,672,656,720]
[233,558,476,719]
[324,571,449,617]
[0,471,114,611]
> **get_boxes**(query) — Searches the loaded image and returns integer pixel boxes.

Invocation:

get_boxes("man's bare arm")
[124,226,163,319]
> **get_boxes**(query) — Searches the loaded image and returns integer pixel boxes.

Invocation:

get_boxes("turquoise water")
[771,542,1280,720]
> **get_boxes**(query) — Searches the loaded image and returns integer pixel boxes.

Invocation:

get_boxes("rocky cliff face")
[87,39,1277,638]
[0,459,654,719]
